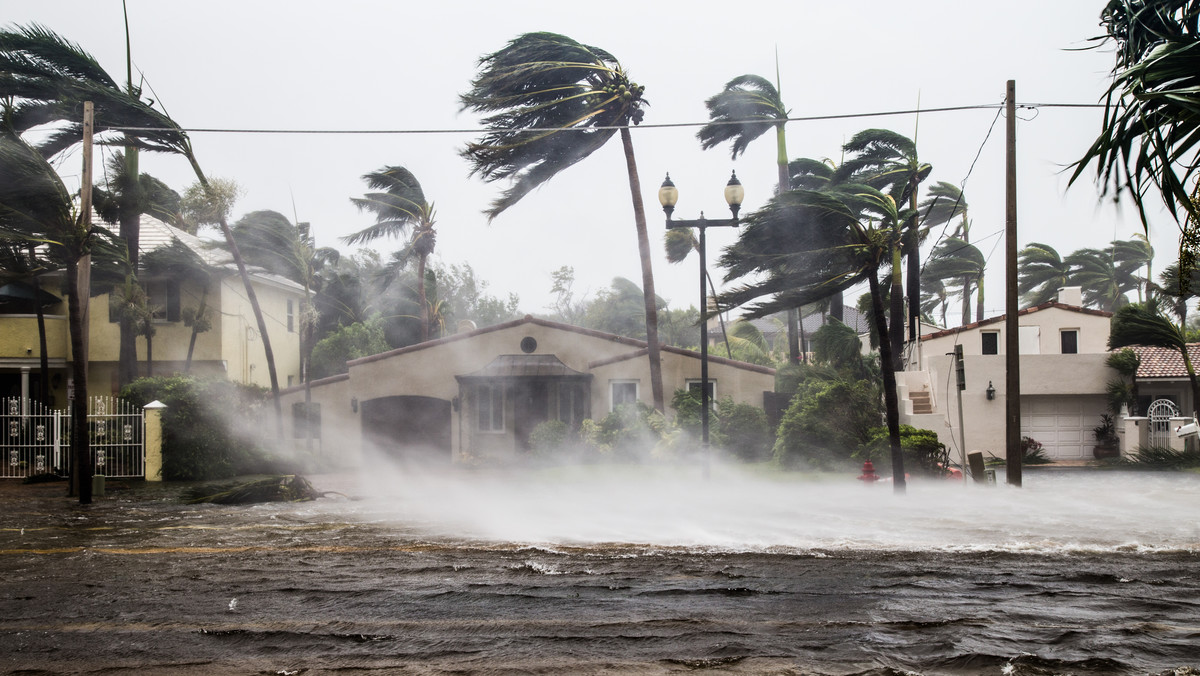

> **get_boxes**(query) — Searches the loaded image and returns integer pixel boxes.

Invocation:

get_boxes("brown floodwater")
[1,467,1198,675]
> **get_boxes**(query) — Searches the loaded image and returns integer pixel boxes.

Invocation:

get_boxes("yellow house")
[0,215,304,405]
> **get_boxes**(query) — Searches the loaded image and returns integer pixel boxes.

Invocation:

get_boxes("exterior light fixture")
[659,170,743,478]
[986,381,996,400]
[351,396,358,413]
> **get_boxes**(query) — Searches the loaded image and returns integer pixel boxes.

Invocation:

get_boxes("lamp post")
[658,171,744,476]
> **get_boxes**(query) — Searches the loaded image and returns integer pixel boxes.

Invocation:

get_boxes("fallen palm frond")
[184,474,330,505]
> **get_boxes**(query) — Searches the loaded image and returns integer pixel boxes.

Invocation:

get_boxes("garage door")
[1021,395,1107,460]
[361,396,451,464]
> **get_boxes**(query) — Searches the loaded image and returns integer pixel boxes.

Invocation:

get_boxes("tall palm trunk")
[868,267,906,493]
[184,286,207,372]
[620,127,664,413]
[774,122,806,364]
[27,246,50,404]
[117,145,141,388]
[905,190,920,342]
[186,155,283,438]
[417,251,429,343]
[889,242,905,369]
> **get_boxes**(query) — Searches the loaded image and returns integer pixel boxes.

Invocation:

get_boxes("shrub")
[774,376,880,469]
[589,403,666,460]
[716,397,772,461]
[529,420,569,456]
[121,375,281,481]
[862,425,949,477]
[1121,445,1200,469]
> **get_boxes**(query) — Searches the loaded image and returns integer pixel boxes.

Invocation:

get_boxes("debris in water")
[184,475,331,505]
[228,598,238,612]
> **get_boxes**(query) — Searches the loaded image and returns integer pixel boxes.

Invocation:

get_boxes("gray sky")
[4,0,1173,319]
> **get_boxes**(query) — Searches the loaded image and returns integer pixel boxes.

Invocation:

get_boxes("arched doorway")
[361,395,451,464]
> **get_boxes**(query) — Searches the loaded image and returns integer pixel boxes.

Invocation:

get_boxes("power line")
[111,101,1102,136]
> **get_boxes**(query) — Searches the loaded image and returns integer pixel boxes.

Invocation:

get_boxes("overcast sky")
[4,1,1174,319]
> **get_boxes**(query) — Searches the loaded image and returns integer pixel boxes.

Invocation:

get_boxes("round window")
[520,336,537,353]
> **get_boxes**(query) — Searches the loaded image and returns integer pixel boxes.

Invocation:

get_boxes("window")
[1060,329,1078,354]
[981,331,999,355]
[687,380,716,407]
[146,281,181,322]
[554,382,585,426]
[477,384,504,432]
[287,299,295,333]
[611,381,638,411]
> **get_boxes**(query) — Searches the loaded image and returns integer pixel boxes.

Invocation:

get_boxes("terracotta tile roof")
[1125,344,1200,379]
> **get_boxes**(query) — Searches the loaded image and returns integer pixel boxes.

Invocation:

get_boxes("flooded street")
[1,468,1198,675]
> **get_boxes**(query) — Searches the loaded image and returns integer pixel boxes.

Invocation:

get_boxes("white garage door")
[1021,395,1107,460]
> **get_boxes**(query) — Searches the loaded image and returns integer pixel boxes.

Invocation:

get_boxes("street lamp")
[658,171,744,476]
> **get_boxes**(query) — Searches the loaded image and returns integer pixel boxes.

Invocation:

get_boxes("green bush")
[529,420,569,456]
[591,403,666,460]
[309,317,390,380]
[1121,445,1200,468]
[716,397,772,461]
[862,425,950,477]
[121,375,281,481]
[774,376,881,469]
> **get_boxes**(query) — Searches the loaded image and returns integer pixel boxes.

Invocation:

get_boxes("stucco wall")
[218,276,302,389]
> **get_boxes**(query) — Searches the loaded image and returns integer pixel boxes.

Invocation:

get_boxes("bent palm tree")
[718,185,911,492]
[923,237,986,324]
[344,166,435,342]
[836,129,932,357]
[1071,0,1200,259]
[697,72,812,359]
[1018,242,1071,307]
[460,32,665,411]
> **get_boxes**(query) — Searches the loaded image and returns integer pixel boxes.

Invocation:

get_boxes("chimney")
[1056,286,1083,306]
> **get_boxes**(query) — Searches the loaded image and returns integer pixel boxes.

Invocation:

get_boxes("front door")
[513,381,549,451]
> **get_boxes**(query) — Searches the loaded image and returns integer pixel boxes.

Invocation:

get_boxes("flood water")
[1,466,1198,675]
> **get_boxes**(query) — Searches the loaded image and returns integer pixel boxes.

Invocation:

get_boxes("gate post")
[143,400,167,481]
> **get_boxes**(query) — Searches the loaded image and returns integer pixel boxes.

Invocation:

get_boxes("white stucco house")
[278,316,776,466]
[897,287,1117,463]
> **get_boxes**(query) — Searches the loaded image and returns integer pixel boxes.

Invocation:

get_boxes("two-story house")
[897,287,1115,463]
[0,215,303,406]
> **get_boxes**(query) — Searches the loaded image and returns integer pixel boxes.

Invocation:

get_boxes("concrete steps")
[909,391,933,415]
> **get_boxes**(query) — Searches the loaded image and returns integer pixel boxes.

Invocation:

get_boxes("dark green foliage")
[184,475,323,504]
[671,388,704,439]
[716,397,772,462]
[811,321,863,371]
[863,425,949,477]
[594,403,664,460]
[529,420,570,456]
[1121,445,1200,469]
[308,317,390,380]
[774,375,881,469]
[1106,347,1141,414]
[1020,436,1053,464]
[120,375,278,481]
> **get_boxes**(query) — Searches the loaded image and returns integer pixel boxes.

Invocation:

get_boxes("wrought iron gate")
[0,396,145,479]
[1146,398,1180,448]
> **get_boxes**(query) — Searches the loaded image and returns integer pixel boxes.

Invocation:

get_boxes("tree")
[1018,242,1071,307]
[582,277,663,340]
[0,132,108,502]
[923,237,986,324]
[459,32,666,411]
[309,317,390,380]
[697,72,809,359]
[836,129,932,356]
[1066,246,1138,311]
[1071,0,1200,268]
[437,262,521,329]
[0,23,286,435]
[718,185,911,491]
[344,166,437,342]
[918,182,977,324]
[1109,300,1200,418]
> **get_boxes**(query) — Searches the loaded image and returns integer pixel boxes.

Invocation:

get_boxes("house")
[278,316,777,466]
[0,215,304,405]
[899,287,1116,462]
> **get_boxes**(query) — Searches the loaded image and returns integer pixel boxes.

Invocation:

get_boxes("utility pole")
[1004,80,1022,487]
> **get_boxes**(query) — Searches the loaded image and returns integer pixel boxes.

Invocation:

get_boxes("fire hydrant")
[857,460,880,483]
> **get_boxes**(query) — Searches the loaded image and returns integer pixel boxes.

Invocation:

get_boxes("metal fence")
[0,396,145,479]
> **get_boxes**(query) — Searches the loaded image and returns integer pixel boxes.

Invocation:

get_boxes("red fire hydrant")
[857,460,880,483]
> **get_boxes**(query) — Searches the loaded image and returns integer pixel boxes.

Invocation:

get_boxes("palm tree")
[1112,234,1154,302]
[0,241,53,403]
[1109,300,1200,418]
[0,23,286,432]
[0,131,108,502]
[459,32,666,411]
[1071,0,1200,243]
[1155,260,1200,322]
[1066,247,1140,311]
[924,237,986,324]
[836,129,933,360]
[696,71,808,360]
[1018,242,1071,307]
[718,185,911,492]
[343,167,435,342]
